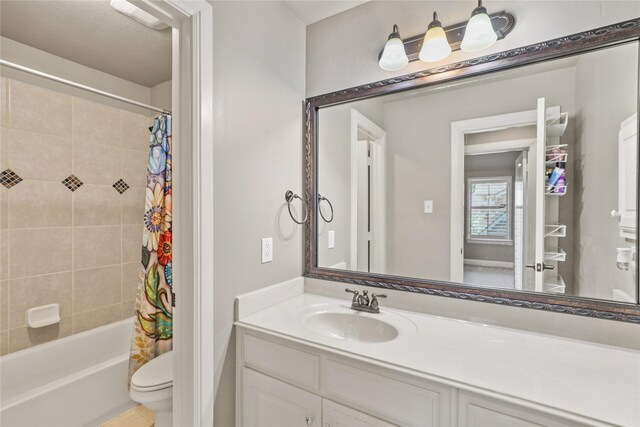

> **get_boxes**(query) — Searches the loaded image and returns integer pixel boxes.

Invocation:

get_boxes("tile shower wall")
[0,77,150,355]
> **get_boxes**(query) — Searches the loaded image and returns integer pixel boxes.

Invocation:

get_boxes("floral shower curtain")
[129,115,173,380]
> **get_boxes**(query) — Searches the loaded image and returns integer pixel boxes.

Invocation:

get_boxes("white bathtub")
[0,318,136,427]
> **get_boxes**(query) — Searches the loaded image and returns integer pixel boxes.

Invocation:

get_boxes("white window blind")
[467,177,512,242]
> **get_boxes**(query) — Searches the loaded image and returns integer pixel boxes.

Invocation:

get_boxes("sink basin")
[303,312,399,343]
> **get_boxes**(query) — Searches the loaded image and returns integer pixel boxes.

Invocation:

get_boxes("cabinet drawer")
[458,392,581,427]
[242,333,320,391]
[324,358,450,427]
[323,400,398,427]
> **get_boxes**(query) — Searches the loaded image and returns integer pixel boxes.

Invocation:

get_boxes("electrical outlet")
[424,200,433,213]
[328,230,335,249]
[261,237,273,263]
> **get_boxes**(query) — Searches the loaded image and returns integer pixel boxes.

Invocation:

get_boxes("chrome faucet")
[345,288,387,314]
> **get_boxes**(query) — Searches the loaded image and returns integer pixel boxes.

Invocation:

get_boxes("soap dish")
[27,303,60,328]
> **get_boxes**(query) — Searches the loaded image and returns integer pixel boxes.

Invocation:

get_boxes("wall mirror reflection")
[316,41,638,303]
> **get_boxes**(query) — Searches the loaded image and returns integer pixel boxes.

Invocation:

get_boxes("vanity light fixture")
[377,5,514,71]
[461,0,499,52]
[419,12,452,62]
[378,25,409,71]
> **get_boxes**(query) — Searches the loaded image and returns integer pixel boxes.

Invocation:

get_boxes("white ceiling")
[0,0,172,87]
[283,0,369,25]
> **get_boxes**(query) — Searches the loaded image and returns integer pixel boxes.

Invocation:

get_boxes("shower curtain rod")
[0,59,172,115]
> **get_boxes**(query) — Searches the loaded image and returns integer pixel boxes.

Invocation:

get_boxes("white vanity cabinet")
[237,329,450,427]
[242,368,322,427]
[236,328,591,427]
[457,392,579,427]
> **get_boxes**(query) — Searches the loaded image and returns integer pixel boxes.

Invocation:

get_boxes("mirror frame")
[304,17,640,323]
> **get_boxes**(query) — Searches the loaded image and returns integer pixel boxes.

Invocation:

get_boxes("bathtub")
[0,318,136,427]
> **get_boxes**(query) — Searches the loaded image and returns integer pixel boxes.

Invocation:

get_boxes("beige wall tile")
[8,180,72,228]
[74,226,121,270]
[1,280,7,331]
[74,184,121,226]
[73,304,120,334]
[122,187,145,225]
[122,111,151,152]
[10,80,72,137]
[121,149,148,188]
[7,129,72,181]
[73,265,121,313]
[8,272,72,329]
[10,228,72,278]
[0,230,7,280]
[1,78,8,128]
[122,225,143,263]
[0,330,8,355]
[121,299,136,320]
[1,127,7,171]
[73,139,121,186]
[8,316,72,352]
[122,262,142,302]
[0,186,7,229]
[73,98,121,145]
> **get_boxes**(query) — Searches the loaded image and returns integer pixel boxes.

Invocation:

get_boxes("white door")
[242,368,322,427]
[323,400,397,427]
[531,98,549,291]
[617,113,637,239]
[356,139,371,271]
[513,151,527,290]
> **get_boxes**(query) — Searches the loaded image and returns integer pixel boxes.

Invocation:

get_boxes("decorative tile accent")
[112,179,130,194]
[0,169,23,189]
[61,174,84,192]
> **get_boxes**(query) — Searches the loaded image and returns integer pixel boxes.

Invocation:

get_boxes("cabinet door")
[458,392,579,427]
[322,400,397,427]
[242,368,321,427]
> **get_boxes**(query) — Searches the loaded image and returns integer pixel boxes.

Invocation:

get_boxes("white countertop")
[236,292,640,426]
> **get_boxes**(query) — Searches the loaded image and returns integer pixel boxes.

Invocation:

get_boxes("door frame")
[450,109,543,282]
[132,1,214,426]
[350,109,386,272]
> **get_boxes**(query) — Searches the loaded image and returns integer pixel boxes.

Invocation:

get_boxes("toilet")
[130,351,173,427]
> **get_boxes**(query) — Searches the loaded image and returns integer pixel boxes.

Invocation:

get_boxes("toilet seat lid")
[131,351,173,391]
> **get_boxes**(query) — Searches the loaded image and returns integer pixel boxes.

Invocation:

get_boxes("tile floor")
[464,265,515,289]
[100,405,155,427]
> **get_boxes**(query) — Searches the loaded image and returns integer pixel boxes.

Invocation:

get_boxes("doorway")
[463,148,530,289]
[350,109,386,273]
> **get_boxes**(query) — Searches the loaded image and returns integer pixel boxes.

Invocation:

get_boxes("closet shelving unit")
[543,273,566,294]
[543,112,568,294]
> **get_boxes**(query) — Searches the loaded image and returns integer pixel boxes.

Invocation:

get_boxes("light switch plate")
[261,237,273,263]
[424,200,433,213]
[328,230,335,249]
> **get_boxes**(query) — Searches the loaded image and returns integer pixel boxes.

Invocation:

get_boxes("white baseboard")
[464,259,514,269]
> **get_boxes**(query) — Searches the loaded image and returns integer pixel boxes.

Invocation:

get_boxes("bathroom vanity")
[235,280,640,427]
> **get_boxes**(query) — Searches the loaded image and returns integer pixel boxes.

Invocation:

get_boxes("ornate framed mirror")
[304,18,640,323]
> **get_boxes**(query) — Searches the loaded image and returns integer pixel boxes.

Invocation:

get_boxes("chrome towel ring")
[285,190,308,225]
[318,193,334,223]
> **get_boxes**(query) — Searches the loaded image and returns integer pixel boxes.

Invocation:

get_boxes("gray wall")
[573,43,638,300]
[317,99,384,269]
[211,2,305,426]
[464,152,520,264]
[382,67,576,281]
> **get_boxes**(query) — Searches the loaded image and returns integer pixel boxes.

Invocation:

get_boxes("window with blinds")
[467,177,512,243]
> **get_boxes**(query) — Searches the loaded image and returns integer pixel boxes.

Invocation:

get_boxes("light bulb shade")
[379,36,409,71]
[419,25,452,62]
[461,9,497,52]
